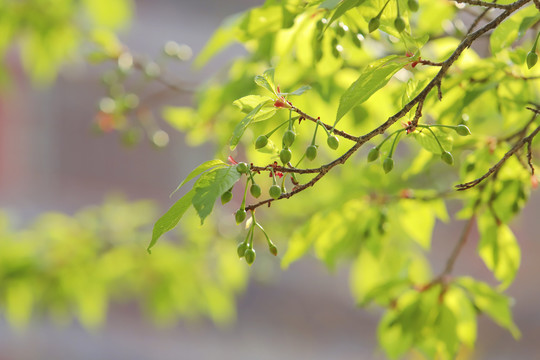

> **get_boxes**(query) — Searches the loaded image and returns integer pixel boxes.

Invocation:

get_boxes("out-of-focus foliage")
[0,197,247,328]
[0,0,132,84]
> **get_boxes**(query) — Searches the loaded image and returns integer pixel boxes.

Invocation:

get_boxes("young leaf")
[233,95,273,113]
[192,167,242,224]
[170,159,227,197]
[281,85,311,96]
[457,277,521,339]
[148,189,195,253]
[254,68,277,96]
[335,55,408,124]
[477,214,521,290]
[412,127,453,154]
[230,103,265,150]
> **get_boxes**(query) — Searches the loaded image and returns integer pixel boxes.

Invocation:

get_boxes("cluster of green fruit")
[220,164,278,265]
[255,112,340,168]
[367,124,471,173]
[313,17,364,60]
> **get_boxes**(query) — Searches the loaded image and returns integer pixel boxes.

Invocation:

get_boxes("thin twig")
[454,0,512,9]
[456,122,540,190]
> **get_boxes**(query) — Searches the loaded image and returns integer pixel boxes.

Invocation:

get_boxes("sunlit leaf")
[170,159,228,197]
[148,189,195,253]
[457,277,521,339]
[192,167,242,224]
[335,55,409,124]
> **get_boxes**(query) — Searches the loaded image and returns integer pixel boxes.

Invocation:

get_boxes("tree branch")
[453,0,512,9]
[245,0,532,211]
[456,119,540,190]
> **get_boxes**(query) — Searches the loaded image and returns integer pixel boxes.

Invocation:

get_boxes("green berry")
[327,135,339,150]
[408,0,419,12]
[336,22,348,37]
[221,190,233,204]
[394,17,406,33]
[367,147,380,162]
[250,183,262,198]
[235,209,247,224]
[244,248,256,265]
[306,145,318,161]
[280,148,292,164]
[352,33,363,47]
[383,157,394,174]
[255,135,268,149]
[236,162,249,174]
[269,184,282,199]
[527,51,538,69]
[441,151,454,165]
[237,242,247,258]
[368,17,380,33]
[316,18,327,30]
[269,244,278,256]
[455,124,471,136]
[283,130,296,147]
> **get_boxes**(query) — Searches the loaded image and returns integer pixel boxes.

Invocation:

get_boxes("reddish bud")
[227,156,238,165]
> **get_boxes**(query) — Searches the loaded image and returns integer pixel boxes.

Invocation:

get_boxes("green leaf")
[477,214,521,290]
[335,55,408,124]
[444,286,477,348]
[170,159,228,197]
[281,213,324,269]
[230,103,265,150]
[518,15,540,39]
[398,200,437,249]
[281,85,312,96]
[192,167,242,224]
[490,5,538,54]
[148,189,195,253]
[194,14,242,67]
[325,0,367,30]
[233,95,273,113]
[457,277,520,339]
[412,127,453,154]
[319,0,342,10]
[254,68,277,96]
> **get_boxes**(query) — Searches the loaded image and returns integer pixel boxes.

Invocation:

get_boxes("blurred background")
[0,0,539,359]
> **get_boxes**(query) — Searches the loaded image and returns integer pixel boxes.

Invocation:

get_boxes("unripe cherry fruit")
[367,147,380,162]
[527,51,538,69]
[368,17,380,33]
[455,124,471,136]
[250,183,262,198]
[269,244,278,256]
[269,184,282,199]
[394,17,406,33]
[383,157,394,174]
[235,209,247,224]
[236,162,249,174]
[408,0,419,12]
[280,148,292,164]
[221,190,233,205]
[306,145,318,161]
[244,248,256,265]
[441,151,454,165]
[327,135,339,150]
[237,242,247,258]
[255,135,268,149]
[282,130,296,147]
